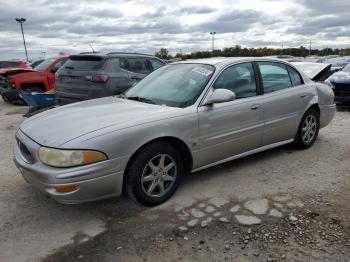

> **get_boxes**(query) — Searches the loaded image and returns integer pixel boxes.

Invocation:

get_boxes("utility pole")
[15,18,28,62]
[210,32,216,51]
[309,40,312,56]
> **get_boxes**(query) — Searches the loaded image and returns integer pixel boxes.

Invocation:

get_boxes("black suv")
[55,52,166,105]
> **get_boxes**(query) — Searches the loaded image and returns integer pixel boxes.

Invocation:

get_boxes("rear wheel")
[294,108,320,149]
[125,142,183,206]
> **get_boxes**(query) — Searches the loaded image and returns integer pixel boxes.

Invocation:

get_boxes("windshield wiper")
[117,92,127,99]
[127,96,156,104]
[65,66,74,70]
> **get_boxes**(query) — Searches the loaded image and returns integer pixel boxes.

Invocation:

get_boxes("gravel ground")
[0,97,349,262]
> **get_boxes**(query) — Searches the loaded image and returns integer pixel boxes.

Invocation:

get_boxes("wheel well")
[21,83,46,92]
[123,137,193,192]
[308,104,320,115]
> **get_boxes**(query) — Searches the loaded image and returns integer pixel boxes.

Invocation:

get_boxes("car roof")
[69,52,158,59]
[173,57,294,68]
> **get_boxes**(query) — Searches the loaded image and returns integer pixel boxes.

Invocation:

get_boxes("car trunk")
[291,62,332,82]
[55,55,107,104]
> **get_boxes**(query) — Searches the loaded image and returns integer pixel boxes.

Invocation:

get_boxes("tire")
[125,142,184,206]
[294,108,320,149]
[1,93,9,103]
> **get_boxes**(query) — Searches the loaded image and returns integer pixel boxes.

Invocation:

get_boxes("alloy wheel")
[141,154,177,198]
[302,115,317,144]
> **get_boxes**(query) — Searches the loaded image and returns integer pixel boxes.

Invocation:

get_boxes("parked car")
[55,52,166,105]
[323,56,350,74]
[1,56,67,104]
[0,60,32,78]
[316,55,339,64]
[0,60,29,69]
[325,62,350,106]
[13,57,335,206]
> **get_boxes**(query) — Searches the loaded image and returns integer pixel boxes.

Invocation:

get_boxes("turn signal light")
[55,185,80,193]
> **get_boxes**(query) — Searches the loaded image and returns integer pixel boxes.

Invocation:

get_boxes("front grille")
[17,138,34,163]
[333,83,350,96]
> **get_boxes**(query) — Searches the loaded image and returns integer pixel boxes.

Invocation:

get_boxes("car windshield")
[34,58,55,71]
[342,63,350,72]
[125,63,215,108]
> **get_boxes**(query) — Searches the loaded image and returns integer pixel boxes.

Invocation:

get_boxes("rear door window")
[122,58,151,74]
[103,58,120,72]
[287,66,303,86]
[63,57,105,71]
[257,62,292,94]
[150,59,165,71]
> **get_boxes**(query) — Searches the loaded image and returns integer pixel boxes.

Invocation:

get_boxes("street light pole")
[15,18,28,62]
[210,32,216,51]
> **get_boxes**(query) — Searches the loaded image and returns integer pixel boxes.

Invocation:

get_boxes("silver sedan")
[13,57,336,206]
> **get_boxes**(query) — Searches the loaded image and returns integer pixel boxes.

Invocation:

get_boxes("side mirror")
[204,89,236,105]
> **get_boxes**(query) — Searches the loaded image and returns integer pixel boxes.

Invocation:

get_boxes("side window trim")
[287,65,304,87]
[211,62,258,99]
[252,61,264,96]
[255,61,294,95]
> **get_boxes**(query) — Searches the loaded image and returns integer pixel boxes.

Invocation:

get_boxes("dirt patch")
[42,191,350,262]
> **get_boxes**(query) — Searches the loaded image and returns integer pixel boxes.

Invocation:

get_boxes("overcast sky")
[0,0,349,60]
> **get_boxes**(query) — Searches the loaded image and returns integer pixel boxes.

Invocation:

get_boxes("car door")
[104,58,133,95]
[47,58,67,89]
[256,61,312,145]
[196,62,264,167]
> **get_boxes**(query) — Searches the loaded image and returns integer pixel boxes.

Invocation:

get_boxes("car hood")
[328,71,350,84]
[0,68,35,76]
[291,62,331,82]
[20,97,180,148]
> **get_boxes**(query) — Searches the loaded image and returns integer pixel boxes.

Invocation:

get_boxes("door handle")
[300,94,309,98]
[250,105,261,110]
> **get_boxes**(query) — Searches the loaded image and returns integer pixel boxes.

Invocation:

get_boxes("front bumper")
[13,130,127,204]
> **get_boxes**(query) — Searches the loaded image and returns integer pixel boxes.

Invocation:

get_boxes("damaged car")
[1,56,67,104]
[325,62,350,106]
[13,58,335,206]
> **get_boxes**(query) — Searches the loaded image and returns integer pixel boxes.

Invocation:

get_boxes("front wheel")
[125,142,183,206]
[294,108,320,149]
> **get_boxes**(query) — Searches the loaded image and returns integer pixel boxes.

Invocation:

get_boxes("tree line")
[155,46,350,60]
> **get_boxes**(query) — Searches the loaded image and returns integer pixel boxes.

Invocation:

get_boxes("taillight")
[85,75,109,83]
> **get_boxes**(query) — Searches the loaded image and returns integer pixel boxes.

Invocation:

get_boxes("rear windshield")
[0,61,21,68]
[64,56,105,71]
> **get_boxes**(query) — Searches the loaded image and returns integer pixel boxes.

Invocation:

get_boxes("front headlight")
[38,147,107,167]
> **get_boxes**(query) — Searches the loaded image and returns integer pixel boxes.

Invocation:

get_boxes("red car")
[1,56,67,104]
[0,60,29,69]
